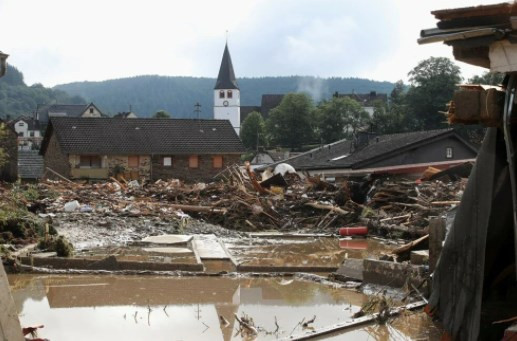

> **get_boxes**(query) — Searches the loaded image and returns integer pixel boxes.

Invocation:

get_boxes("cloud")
[0,0,504,86]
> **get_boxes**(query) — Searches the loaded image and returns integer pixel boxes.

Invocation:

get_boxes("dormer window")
[227,90,233,99]
[89,108,94,114]
[219,91,225,99]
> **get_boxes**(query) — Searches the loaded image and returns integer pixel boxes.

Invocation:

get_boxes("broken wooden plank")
[282,300,427,340]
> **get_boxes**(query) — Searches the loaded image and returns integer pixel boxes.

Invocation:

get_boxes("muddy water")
[8,274,438,341]
[226,237,394,267]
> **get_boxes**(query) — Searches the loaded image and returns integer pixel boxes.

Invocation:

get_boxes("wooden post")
[429,217,446,273]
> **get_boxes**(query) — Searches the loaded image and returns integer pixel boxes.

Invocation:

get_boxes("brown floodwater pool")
[225,237,396,268]
[8,274,439,340]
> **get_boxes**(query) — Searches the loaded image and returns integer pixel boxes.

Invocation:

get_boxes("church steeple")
[214,43,239,90]
[213,42,241,135]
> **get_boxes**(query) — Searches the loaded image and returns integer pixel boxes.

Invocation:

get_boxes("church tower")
[214,43,240,135]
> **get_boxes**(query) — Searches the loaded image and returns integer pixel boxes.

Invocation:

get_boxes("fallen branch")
[305,202,350,215]
[169,204,227,214]
[431,201,461,206]
[282,301,426,341]
[234,313,258,335]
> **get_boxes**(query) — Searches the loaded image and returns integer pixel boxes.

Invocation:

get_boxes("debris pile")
[4,165,468,239]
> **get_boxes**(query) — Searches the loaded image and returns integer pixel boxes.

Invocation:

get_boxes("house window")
[163,156,172,167]
[89,108,94,114]
[212,155,223,168]
[17,122,25,126]
[227,90,233,99]
[17,132,23,137]
[80,155,102,168]
[219,90,225,99]
[446,147,453,159]
[189,155,199,168]
[128,155,139,168]
[29,131,35,137]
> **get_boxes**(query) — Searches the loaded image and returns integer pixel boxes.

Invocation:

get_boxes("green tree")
[266,93,316,149]
[468,71,504,85]
[405,57,462,130]
[153,110,170,118]
[240,111,266,150]
[372,81,408,134]
[316,96,369,143]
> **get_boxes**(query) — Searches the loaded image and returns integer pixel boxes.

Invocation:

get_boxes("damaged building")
[40,117,245,181]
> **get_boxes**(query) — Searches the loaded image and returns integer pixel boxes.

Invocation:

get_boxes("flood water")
[9,274,439,340]
[226,237,395,268]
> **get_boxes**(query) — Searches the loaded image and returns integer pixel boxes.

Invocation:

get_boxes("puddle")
[225,237,394,267]
[8,274,438,340]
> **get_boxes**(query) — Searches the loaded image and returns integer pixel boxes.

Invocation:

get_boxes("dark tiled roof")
[9,116,42,131]
[331,129,456,168]
[260,94,284,118]
[36,104,88,123]
[42,117,245,155]
[214,44,239,90]
[261,129,476,171]
[113,112,137,118]
[334,91,388,106]
[240,106,261,123]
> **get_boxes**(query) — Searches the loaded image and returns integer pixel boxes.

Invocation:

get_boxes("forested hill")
[55,76,395,119]
[0,66,86,119]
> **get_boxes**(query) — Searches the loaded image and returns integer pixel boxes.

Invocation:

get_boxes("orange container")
[338,226,368,236]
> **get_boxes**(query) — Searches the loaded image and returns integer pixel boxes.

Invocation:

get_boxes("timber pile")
[13,166,467,234]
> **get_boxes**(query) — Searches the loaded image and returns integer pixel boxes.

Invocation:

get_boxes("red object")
[339,239,368,250]
[338,226,368,236]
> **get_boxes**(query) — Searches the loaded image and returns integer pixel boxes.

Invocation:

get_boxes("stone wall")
[44,132,70,179]
[107,155,151,179]
[151,154,241,182]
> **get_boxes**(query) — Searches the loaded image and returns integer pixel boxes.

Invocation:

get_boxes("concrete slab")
[32,251,58,258]
[192,235,229,260]
[410,250,429,265]
[142,247,193,255]
[141,235,192,245]
[336,258,364,281]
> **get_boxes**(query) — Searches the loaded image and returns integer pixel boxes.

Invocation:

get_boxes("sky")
[0,0,506,87]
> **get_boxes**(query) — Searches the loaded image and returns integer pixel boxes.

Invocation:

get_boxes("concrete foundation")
[363,259,426,288]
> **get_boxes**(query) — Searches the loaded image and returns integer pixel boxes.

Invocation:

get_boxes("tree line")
[0,66,85,119]
[241,57,503,151]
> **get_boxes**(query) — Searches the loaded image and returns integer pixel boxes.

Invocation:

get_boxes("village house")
[333,91,388,117]
[8,116,43,151]
[40,117,245,181]
[34,102,105,124]
[261,129,478,180]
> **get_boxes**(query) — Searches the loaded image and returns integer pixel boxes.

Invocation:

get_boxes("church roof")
[214,43,239,90]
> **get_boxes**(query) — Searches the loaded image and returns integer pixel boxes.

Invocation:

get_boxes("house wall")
[362,136,476,169]
[107,155,151,179]
[13,120,28,137]
[81,105,102,118]
[151,154,241,182]
[44,132,70,179]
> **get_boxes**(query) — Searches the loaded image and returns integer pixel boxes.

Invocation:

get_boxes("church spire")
[214,43,239,90]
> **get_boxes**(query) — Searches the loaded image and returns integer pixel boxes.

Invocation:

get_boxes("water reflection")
[9,274,437,340]
[226,237,394,267]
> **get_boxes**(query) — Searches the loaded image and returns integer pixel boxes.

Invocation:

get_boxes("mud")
[9,274,439,341]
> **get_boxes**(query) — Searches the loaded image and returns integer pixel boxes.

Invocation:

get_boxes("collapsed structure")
[419,3,517,340]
